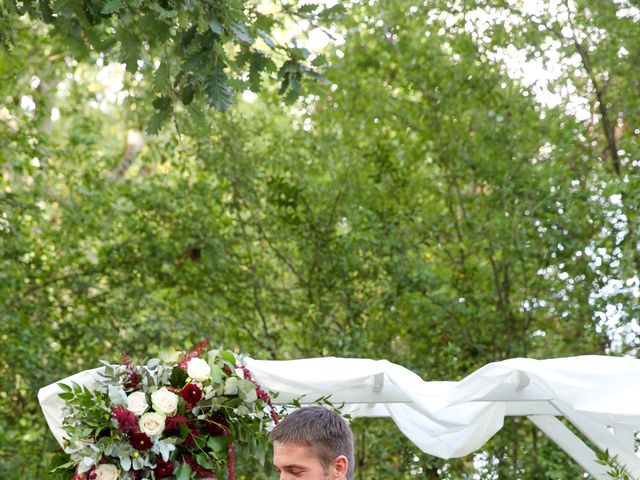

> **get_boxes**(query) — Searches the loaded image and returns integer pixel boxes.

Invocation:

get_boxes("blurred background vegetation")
[1,0,639,478]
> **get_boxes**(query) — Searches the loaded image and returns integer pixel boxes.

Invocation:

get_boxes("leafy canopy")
[1,0,343,131]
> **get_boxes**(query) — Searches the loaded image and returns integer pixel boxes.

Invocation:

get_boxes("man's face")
[273,441,331,480]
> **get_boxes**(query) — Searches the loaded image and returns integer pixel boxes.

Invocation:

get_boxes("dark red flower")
[164,414,188,433]
[181,383,202,405]
[130,432,153,451]
[203,412,229,436]
[111,405,138,434]
[155,459,175,478]
[121,351,142,389]
[184,424,201,446]
[126,371,142,390]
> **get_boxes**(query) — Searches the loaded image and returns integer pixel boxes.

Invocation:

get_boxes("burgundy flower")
[111,405,138,434]
[164,414,188,434]
[203,412,229,436]
[181,383,202,405]
[155,459,175,478]
[126,371,142,390]
[121,352,142,389]
[184,424,201,446]
[130,432,153,451]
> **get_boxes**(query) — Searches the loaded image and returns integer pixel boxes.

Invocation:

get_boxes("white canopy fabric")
[38,355,640,479]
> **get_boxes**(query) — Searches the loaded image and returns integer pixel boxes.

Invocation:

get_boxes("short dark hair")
[270,406,354,480]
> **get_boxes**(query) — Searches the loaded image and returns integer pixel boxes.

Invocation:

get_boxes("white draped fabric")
[38,355,640,479]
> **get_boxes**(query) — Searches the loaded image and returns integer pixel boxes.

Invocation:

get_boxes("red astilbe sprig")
[121,351,141,390]
[181,454,217,479]
[111,405,138,434]
[178,339,209,371]
[227,441,235,480]
[238,365,279,424]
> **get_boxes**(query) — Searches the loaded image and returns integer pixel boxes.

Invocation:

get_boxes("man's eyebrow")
[276,463,308,470]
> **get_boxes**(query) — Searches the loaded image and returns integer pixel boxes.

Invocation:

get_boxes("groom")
[270,405,354,480]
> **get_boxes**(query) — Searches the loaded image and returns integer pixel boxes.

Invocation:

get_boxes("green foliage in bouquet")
[52,343,281,480]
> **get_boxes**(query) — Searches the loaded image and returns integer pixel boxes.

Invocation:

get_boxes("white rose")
[139,412,166,436]
[187,357,211,382]
[94,463,119,480]
[127,391,148,416]
[151,387,179,415]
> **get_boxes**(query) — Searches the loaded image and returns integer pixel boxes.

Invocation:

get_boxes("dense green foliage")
[1,0,639,478]
[1,0,339,129]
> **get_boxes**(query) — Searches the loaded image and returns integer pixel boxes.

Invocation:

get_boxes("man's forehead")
[274,440,312,452]
[273,441,318,461]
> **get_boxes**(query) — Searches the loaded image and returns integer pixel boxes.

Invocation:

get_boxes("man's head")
[270,406,354,480]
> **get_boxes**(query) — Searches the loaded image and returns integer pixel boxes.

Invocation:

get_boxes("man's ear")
[331,455,349,479]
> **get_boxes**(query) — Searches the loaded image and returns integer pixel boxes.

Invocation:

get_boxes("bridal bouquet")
[52,342,280,480]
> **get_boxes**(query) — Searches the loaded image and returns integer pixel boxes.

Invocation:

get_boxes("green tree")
[1,0,342,130]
